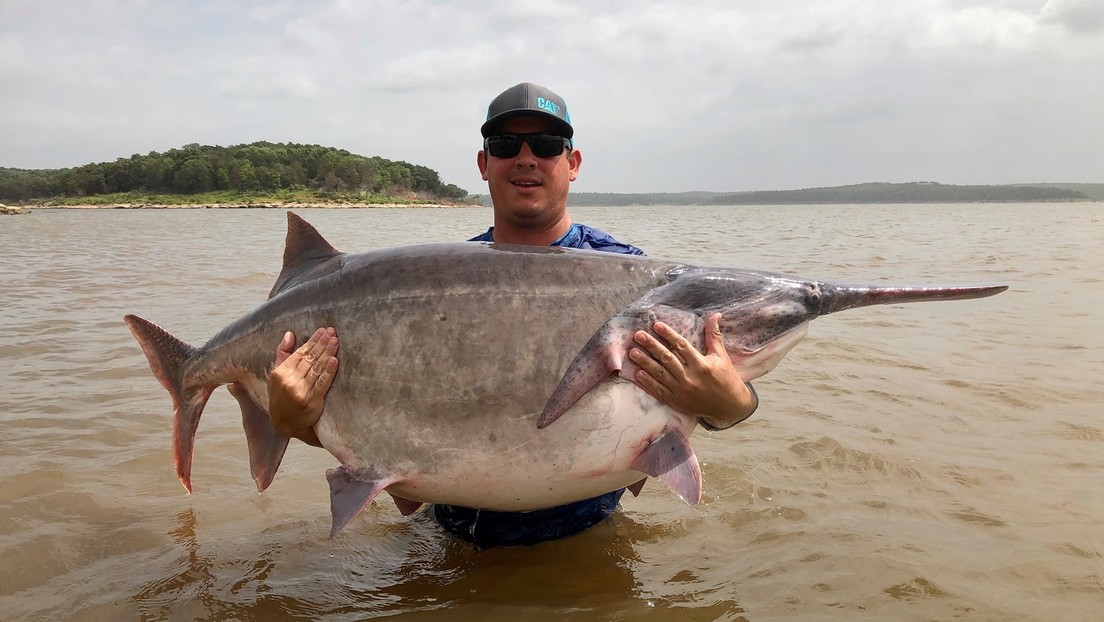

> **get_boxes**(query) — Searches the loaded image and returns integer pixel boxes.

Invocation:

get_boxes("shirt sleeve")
[698,381,758,431]
[467,228,495,242]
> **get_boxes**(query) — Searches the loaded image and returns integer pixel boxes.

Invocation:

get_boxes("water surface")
[1,203,1101,620]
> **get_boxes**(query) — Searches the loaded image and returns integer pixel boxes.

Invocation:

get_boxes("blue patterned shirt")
[468,222,646,255]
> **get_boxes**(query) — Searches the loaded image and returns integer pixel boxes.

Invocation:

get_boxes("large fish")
[125,213,1006,537]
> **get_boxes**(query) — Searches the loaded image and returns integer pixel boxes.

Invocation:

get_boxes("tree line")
[0,142,468,202]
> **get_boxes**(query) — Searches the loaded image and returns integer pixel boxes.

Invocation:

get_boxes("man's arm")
[267,327,339,447]
[627,313,758,429]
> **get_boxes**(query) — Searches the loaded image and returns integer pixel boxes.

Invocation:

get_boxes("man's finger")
[633,367,672,405]
[315,357,339,391]
[629,347,673,387]
[295,327,325,355]
[295,327,334,372]
[634,330,686,374]
[652,322,700,367]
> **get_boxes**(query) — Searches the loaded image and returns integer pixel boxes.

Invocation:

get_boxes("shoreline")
[19,201,483,210]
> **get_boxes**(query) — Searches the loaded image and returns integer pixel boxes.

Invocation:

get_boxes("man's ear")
[477,150,490,181]
[568,148,582,182]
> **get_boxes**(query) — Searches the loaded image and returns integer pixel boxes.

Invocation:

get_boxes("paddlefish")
[124,213,1007,537]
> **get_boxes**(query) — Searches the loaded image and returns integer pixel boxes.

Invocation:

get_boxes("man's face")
[477,115,582,231]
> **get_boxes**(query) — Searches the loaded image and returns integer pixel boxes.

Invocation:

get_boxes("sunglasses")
[484,133,572,159]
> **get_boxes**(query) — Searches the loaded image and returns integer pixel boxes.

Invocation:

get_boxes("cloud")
[1,0,1101,192]
[1040,0,1104,35]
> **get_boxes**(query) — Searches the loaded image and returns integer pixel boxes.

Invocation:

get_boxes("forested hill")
[0,142,468,203]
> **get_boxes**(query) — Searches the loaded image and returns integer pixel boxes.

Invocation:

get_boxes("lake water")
[0,203,1101,621]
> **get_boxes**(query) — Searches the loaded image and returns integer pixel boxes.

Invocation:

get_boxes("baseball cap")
[480,82,574,139]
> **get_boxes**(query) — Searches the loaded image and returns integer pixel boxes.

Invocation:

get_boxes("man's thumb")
[275,330,296,366]
[705,313,725,355]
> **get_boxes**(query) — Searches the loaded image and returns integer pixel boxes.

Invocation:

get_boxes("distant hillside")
[0,142,468,203]
[710,182,1091,204]
[1013,183,1104,202]
[565,191,727,206]
[547,182,1095,206]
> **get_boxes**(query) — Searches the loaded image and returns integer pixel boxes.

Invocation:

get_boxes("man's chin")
[503,193,547,214]
[509,206,548,220]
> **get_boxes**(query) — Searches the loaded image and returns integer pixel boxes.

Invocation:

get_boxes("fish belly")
[317,379,697,511]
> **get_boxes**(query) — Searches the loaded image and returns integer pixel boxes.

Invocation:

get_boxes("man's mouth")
[512,179,541,188]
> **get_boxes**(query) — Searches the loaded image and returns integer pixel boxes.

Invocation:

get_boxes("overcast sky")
[1,0,1101,193]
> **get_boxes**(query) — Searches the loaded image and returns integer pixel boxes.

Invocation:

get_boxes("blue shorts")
[429,489,627,548]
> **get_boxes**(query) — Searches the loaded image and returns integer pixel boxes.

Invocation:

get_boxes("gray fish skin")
[124,213,1007,538]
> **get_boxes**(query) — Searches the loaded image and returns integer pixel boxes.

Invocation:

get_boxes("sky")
[1,0,1101,194]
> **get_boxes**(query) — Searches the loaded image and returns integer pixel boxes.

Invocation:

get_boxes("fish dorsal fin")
[629,428,702,506]
[268,212,344,299]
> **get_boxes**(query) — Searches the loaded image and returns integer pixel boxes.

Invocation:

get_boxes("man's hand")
[268,327,339,447]
[627,313,757,429]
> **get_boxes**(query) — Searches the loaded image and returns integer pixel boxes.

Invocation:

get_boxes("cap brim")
[481,111,574,139]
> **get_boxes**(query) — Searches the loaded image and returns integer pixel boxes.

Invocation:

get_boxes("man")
[268,83,759,547]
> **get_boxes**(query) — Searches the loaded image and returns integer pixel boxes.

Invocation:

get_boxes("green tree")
[228,158,258,191]
[174,158,214,194]
[141,156,174,192]
[255,166,281,191]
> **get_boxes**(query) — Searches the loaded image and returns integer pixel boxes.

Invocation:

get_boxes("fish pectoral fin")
[228,382,289,493]
[388,493,425,516]
[539,315,655,428]
[537,299,706,429]
[627,477,647,497]
[629,429,702,506]
[326,466,394,538]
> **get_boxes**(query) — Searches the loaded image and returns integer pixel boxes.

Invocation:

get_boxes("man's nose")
[513,141,538,166]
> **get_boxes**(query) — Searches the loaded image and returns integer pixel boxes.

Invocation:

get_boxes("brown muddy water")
[0,203,1101,621]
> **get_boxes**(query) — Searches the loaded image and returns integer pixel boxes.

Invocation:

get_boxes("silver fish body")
[125,214,1007,537]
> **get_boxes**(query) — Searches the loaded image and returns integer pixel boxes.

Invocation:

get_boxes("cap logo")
[537,97,560,116]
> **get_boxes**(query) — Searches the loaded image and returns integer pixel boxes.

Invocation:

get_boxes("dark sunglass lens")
[530,135,567,157]
[487,136,522,158]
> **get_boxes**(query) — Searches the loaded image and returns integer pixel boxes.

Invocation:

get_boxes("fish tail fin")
[228,382,290,493]
[124,314,212,493]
